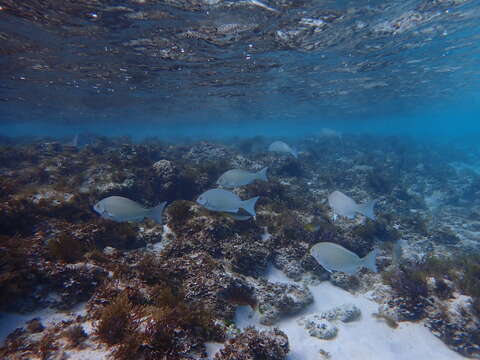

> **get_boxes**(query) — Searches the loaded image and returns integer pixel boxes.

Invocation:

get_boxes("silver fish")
[216,167,268,188]
[93,196,166,224]
[223,212,252,221]
[310,242,377,275]
[268,141,298,158]
[196,189,259,218]
[328,190,377,221]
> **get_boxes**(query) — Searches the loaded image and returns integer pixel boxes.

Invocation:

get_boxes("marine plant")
[38,333,58,360]
[275,158,304,177]
[352,218,400,243]
[47,234,84,263]
[94,220,140,249]
[0,235,38,311]
[372,312,398,329]
[214,327,289,360]
[110,285,223,360]
[367,170,395,195]
[166,200,193,232]
[96,292,135,345]
[63,325,88,347]
[383,265,429,320]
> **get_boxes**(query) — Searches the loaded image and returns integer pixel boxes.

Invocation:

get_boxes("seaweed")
[47,234,84,263]
[38,333,58,360]
[96,292,135,345]
[166,200,193,232]
[94,220,141,249]
[111,286,223,360]
[433,278,453,300]
[367,170,395,194]
[352,219,400,243]
[26,318,44,333]
[215,327,288,360]
[63,325,87,347]
[0,236,39,311]
[276,158,304,177]
[135,254,170,286]
[383,266,429,319]
[372,312,398,329]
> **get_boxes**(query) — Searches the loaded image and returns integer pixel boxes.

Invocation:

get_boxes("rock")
[254,279,313,325]
[329,272,360,292]
[320,303,361,323]
[273,249,305,281]
[215,327,289,360]
[152,159,178,197]
[185,142,230,164]
[224,236,271,277]
[103,246,118,256]
[298,315,338,340]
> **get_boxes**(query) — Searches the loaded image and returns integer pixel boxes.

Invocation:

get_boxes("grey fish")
[268,141,298,158]
[216,167,268,188]
[223,212,252,221]
[93,196,166,224]
[328,190,377,221]
[392,239,408,266]
[196,189,259,218]
[310,242,377,275]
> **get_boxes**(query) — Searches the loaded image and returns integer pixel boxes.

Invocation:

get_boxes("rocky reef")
[1,134,480,359]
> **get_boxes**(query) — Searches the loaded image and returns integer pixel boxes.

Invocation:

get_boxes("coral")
[215,327,289,360]
[319,303,361,323]
[254,279,313,325]
[223,234,271,276]
[298,316,338,340]
[329,272,360,292]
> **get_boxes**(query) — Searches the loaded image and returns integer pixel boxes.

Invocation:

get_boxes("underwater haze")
[1,1,480,360]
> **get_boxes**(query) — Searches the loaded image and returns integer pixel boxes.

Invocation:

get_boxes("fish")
[216,167,268,188]
[392,239,407,266]
[268,141,298,158]
[318,128,342,138]
[93,196,166,224]
[196,189,259,218]
[328,190,377,221]
[223,212,252,221]
[310,242,378,275]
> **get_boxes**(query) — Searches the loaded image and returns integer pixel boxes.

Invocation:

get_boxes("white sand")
[1,267,466,360]
[0,303,109,359]
[0,304,86,346]
[234,265,466,360]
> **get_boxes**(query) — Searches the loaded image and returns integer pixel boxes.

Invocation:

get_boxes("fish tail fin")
[242,196,259,218]
[150,201,167,225]
[358,199,377,220]
[257,167,268,182]
[362,248,378,273]
[72,134,79,147]
[291,149,298,158]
